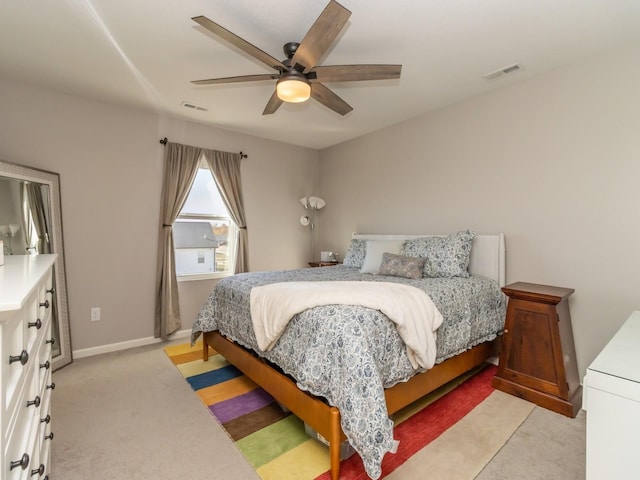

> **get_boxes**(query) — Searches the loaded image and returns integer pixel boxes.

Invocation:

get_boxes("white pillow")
[360,240,405,274]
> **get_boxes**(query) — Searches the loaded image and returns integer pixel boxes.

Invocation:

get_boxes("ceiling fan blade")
[262,91,284,115]
[310,82,353,116]
[310,64,402,82]
[291,0,351,72]
[192,16,286,71]
[192,74,278,85]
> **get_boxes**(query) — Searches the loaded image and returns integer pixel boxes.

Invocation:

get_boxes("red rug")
[315,364,497,479]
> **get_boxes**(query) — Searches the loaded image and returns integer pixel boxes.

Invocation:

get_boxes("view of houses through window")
[174,165,235,278]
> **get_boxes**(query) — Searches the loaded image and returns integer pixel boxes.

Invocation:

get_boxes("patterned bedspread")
[191,265,506,479]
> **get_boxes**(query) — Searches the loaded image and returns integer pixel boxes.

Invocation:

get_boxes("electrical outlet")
[91,307,101,322]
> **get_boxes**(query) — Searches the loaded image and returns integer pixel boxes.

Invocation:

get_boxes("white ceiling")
[1,0,639,150]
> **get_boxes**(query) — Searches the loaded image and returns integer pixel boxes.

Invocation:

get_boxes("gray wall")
[0,78,319,351]
[317,44,640,379]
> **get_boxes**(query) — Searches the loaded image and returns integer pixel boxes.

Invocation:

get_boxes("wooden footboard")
[203,331,497,480]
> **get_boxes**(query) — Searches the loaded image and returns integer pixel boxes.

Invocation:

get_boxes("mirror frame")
[0,159,72,370]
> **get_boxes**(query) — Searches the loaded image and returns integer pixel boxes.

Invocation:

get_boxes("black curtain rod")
[159,138,247,159]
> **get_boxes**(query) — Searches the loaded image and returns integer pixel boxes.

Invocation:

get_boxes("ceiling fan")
[191,0,401,116]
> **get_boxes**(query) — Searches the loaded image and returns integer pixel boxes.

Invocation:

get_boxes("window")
[174,163,236,280]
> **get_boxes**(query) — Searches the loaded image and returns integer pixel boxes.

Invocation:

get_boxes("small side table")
[492,282,582,417]
[308,261,340,267]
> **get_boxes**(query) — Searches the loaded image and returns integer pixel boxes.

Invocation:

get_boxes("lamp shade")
[308,196,325,210]
[0,224,20,236]
[276,73,311,103]
[299,197,309,209]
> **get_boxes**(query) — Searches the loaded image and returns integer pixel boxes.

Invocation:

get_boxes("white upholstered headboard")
[351,233,506,287]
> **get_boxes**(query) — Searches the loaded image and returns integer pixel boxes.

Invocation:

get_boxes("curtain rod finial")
[160,137,168,145]
[239,151,248,159]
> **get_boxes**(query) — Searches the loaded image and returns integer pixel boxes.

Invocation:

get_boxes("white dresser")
[1,255,57,480]
[584,311,640,480]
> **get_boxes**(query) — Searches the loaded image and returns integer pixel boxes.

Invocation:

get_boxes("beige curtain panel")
[155,143,201,339]
[156,142,249,339]
[24,183,50,254]
[204,150,249,274]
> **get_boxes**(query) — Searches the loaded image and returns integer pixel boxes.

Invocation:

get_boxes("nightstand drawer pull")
[28,318,42,329]
[40,360,50,370]
[47,382,56,390]
[10,453,29,470]
[44,432,54,441]
[503,329,509,334]
[27,396,41,408]
[46,337,56,345]
[40,414,51,424]
[31,464,45,476]
[9,350,29,365]
[39,300,50,309]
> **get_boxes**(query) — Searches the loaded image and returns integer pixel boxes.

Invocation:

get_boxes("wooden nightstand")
[492,282,582,417]
[308,261,340,267]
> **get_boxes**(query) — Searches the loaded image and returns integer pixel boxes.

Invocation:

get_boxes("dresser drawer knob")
[47,382,56,390]
[28,318,43,329]
[10,453,29,470]
[31,464,45,476]
[9,349,29,365]
[40,360,50,370]
[40,414,51,424]
[27,396,41,408]
[44,432,54,441]
[46,287,56,295]
[46,337,56,345]
[39,300,50,309]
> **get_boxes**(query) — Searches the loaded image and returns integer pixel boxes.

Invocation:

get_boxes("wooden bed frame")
[201,233,506,480]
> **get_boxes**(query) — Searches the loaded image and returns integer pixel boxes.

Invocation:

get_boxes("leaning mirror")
[0,159,72,370]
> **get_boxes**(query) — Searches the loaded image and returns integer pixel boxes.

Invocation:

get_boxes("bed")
[191,231,506,480]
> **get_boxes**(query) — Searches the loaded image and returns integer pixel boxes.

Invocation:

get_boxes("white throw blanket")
[249,281,444,369]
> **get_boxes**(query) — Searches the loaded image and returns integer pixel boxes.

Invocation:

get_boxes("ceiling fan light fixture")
[276,72,311,103]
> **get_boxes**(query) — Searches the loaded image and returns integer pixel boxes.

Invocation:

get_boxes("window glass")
[174,167,235,278]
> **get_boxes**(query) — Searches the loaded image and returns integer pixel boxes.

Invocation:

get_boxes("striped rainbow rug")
[165,341,533,480]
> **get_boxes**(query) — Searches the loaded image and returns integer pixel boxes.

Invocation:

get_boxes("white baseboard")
[72,328,192,359]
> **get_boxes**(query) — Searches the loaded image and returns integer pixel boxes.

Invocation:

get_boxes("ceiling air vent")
[181,101,208,112]
[482,63,521,81]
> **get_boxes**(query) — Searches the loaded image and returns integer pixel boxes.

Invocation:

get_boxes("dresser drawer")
[2,308,27,411]
[5,426,40,480]
[26,284,50,355]
[34,319,52,389]
[4,367,40,480]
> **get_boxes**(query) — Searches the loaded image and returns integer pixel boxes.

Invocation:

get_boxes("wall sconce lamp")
[299,196,325,260]
[0,223,21,255]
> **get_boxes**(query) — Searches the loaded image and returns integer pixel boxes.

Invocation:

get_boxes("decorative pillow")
[402,230,476,278]
[342,239,367,268]
[378,253,427,279]
[360,239,405,274]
